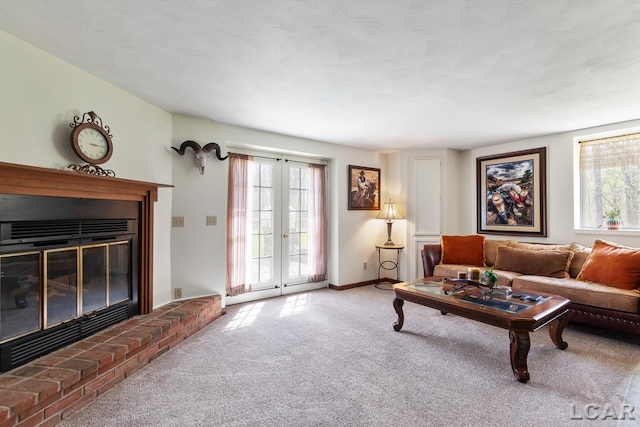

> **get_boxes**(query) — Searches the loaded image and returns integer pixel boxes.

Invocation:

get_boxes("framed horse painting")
[348,165,380,210]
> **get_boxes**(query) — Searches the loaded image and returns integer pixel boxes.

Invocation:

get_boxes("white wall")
[465,119,640,248]
[171,116,387,305]
[6,28,638,308]
[0,31,174,308]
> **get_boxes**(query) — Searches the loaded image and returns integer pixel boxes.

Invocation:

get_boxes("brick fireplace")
[0,162,224,426]
[0,162,170,369]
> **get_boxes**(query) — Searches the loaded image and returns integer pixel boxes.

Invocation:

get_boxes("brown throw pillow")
[440,235,485,266]
[568,242,592,278]
[494,246,574,278]
[577,239,640,290]
[483,239,512,267]
[510,241,571,252]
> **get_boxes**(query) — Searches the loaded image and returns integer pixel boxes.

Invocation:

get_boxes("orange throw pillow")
[440,235,485,267]
[577,239,640,290]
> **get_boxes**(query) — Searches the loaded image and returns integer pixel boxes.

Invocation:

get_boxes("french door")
[227,156,326,304]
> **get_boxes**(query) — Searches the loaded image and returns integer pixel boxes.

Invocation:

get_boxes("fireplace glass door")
[45,248,79,326]
[0,252,41,341]
[0,241,131,341]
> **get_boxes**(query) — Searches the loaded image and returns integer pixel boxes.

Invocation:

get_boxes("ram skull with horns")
[171,140,229,175]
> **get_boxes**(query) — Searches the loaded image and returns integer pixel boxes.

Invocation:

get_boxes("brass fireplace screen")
[0,241,131,343]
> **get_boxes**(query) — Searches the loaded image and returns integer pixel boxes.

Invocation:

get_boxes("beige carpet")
[58,285,640,427]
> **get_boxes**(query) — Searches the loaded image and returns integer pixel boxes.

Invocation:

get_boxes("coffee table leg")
[393,297,404,331]
[549,312,569,350]
[509,330,531,383]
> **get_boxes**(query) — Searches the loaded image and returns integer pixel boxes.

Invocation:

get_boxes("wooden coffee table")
[392,278,571,383]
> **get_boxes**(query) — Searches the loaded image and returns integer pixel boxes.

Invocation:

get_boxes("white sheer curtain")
[226,153,253,296]
[307,163,327,283]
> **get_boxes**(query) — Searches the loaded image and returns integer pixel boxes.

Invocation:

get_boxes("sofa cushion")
[577,239,640,290]
[483,239,513,267]
[440,235,485,267]
[433,264,521,287]
[509,241,571,252]
[568,242,592,278]
[494,246,574,278]
[512,276,640,314]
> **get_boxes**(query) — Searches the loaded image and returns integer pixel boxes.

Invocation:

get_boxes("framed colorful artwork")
[348,165,380,210]
[477,147,547,236]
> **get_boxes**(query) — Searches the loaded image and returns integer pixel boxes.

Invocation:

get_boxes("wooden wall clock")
[68,111,115,176]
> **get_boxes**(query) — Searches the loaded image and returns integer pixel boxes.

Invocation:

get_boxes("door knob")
[283,233,289,238]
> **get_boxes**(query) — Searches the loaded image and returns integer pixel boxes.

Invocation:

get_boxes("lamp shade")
[376,200,404,221]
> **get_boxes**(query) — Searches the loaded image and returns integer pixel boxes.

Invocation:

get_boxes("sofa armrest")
[420,244,442,277]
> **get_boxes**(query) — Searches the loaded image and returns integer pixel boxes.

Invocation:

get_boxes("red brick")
[113,357,140,378]
[51,349,83,359]
[39,414,61,427]
[14,390,62,422]
[74,351,113,369]
[120,331,152,346]
[157,333,178,350]
[105,335,142,353]
[0,416,17,427]
[0,376,25,389]
[15,410,42,427]
[96,373,124,396]
[89,343,128,361]
[137,344,160,362]
[84,371,115,396]
[97,354,125,376]
[0,390,36,417]
[132,325,164,339]
[62,371,97,394]
[34,368,81,390]
[9,379,59,403]
[43,388,82,419]
[0,406,10,423]
[67,341,95,351]
[60,392,95,421]
[55,359,97,379]
[30,356,66,368]
[7,366,45,379]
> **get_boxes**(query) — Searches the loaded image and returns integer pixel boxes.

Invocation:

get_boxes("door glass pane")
[46,249,78,326]
[109,243,130,304]
[260,188,273,210]
[287,165,310,281]
[290,189,300,210]
[82,246,107,314]
[250,162,274,284]
[290,167,300,188]
[261,163,273,187]
[0,253,40,341]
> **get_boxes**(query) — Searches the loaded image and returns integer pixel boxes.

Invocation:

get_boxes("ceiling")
[2,1,640,151]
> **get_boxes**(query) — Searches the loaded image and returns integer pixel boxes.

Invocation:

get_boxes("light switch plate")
[172,216,184,227]
[206,215,217,226]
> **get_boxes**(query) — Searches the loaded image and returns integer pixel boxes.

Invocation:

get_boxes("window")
[578,132,640,230]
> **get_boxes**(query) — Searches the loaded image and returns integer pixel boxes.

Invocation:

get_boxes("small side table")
[376,244,404,289]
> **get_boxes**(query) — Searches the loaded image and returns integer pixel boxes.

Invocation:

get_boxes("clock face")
[78,127,109,160]
[70,122,113,165]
